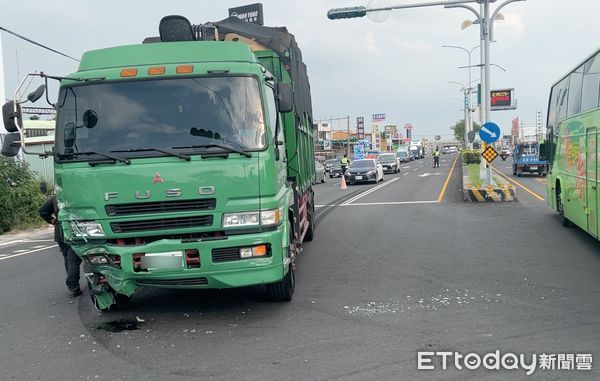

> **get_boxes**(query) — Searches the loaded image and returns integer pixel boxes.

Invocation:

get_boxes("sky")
[1,0,599,140]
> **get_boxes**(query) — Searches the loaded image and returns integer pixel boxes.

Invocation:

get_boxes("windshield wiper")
[59,151,130,164]
[111,148,191,161]
[172,143,252,158]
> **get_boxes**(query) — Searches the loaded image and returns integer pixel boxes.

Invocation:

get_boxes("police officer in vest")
[433,147,440,168]
[340,154,350,174]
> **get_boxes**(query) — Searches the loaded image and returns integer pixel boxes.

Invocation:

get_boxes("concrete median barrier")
[462,162,518,202]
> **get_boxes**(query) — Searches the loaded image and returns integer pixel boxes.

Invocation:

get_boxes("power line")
[0,25,79,62]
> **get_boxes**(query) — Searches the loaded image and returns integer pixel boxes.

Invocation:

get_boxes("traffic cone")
[340,175,347,190]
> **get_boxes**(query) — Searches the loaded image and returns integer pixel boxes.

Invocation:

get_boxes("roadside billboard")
[490,89,516,111]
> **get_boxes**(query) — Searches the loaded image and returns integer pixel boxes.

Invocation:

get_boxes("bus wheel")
[557,190,573,227]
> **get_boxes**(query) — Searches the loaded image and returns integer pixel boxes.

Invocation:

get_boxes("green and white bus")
[547,48,600,239]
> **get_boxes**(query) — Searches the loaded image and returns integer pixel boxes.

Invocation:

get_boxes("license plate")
[530,166,538,170]
[355,176,363,180]
[141,251,183,270]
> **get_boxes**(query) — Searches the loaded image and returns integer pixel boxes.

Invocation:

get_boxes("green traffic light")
[327,6,367,20]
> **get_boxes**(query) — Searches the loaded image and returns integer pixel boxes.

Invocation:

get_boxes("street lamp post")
[442,44,479,149]
[444,0,526,185]
[327,0,526,186]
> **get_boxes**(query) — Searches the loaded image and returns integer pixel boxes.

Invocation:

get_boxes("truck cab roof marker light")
[120,68,138,77]
[176,65,194,74]
[148,66,166,75]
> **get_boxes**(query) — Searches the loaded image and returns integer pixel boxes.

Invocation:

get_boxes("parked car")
[314,161,326,184]
[329,162,343,178]
[324,158,338,173]
[396,150,410,163]
[377,153,400,174]
[344,159,384,184]
[442,147,450,154]
[449,146,458,154]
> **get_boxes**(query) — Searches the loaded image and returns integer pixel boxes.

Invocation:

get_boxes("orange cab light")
[120,68,138,77]
[148,66,166,75]
[253,245,268,257]
[176,65,194,74]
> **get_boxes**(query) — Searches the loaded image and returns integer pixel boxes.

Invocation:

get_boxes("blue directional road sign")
[479,122,501,144]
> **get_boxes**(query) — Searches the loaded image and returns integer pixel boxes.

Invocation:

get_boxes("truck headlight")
[222,209,279,228]
[71,221,105,237]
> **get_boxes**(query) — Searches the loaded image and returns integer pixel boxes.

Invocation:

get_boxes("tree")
[0,157,45,233]
[450,119,481,142]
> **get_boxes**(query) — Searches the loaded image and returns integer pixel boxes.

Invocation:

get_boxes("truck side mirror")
[2,101,23,133]
[1,132,22,157]
[276,83,293,113]
[64,122,76,148]
[539,143,547,161]
[27,84,46,103]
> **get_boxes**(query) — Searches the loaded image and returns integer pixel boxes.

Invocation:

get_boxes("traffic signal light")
[327,6,367,20]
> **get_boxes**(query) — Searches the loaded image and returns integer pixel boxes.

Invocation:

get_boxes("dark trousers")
[58,242,82,290]
[341,165,348,174]
[433,157,440,167]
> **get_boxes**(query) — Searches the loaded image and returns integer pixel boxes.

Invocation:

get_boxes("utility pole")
[0,32,6,133]
[346,115,351,157]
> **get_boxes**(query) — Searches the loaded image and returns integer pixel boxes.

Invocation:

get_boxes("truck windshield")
[55,76,266,160]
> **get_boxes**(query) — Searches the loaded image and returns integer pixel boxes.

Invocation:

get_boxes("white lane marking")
[31,245,47,249]
[12,249,28,253]
[402,166,410,169]
[403,172,409,176]
[0,240,23,247]
[317,200,438,207]
[348,200,438,206]
[22,239,55,243]
[0,245,58,262]
[341,178,400,205]
[412,168,418,171]
[418,173,441,177]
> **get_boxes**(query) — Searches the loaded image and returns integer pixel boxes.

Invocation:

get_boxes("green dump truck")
[1,16,316,309]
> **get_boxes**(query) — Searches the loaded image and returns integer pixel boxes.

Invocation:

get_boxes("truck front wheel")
[266,266,294,302]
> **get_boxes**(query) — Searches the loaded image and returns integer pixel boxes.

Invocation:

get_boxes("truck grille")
[212,247,241,263]
[111,215,213,233]
[136,278,208,286]
[105,199,216,216]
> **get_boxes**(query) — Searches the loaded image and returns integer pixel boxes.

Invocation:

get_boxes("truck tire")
[266,266,294,302]
[303,192,315,242]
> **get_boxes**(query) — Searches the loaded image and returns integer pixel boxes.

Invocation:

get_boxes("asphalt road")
[1,153,599,380]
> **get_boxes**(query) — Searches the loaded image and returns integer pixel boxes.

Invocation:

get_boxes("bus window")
[581,53,600,112]
[567,65,584,117]
[556,77,570,123]
[547,85,558,133]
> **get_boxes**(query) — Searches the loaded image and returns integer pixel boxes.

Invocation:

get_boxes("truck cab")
[1,16,316,310]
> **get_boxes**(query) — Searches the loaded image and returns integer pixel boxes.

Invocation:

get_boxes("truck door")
[586,128,598,238]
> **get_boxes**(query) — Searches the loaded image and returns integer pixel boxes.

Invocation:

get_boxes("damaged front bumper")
[73,228,288,308]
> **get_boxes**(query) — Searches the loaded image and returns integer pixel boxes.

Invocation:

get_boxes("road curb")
[0,226,53,243]
[461,163,518,202]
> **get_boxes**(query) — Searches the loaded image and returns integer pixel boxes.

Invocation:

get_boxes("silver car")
[314,161,326,184]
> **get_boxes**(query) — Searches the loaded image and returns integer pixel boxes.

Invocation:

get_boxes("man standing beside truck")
[39,195,82,297]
